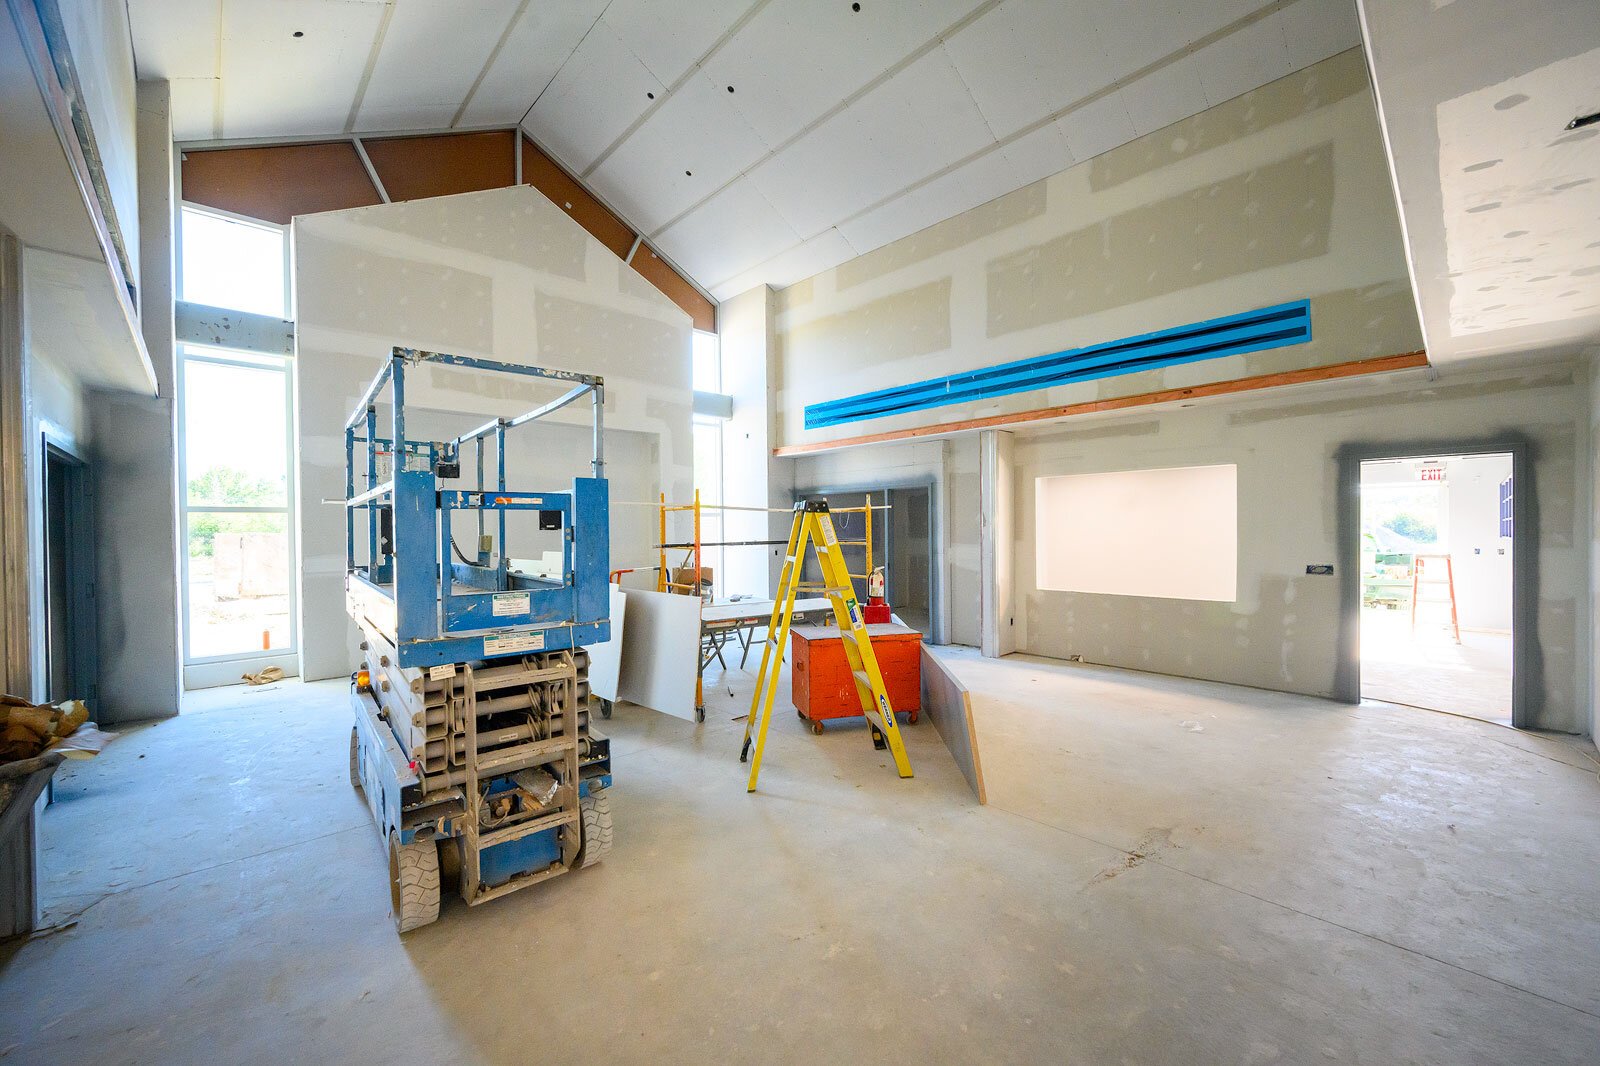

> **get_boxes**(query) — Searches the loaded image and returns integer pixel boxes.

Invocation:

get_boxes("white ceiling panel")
[1167,0,1279,53]
[834,146,1020,262]
[219,0,385,139]
[749,105,889,241]
[1054,92,1138,163]
[1001,120,1076,188]
[589,72,771,235]
[1086,2,1202,75]
[128,1,1368,302]
[126,0,218,80]
[456,1,607,127]
[856,47,995,181]
[523,17,665,173]
[1279,0,1361,70]
[1120,49,1212,137]
[944,0,1117,139]
[601,0,753,86]
[1193,11,1294,107]
[654,177,798,287]
[703,0,985,149]
[750,45,997,242]
[835,183,942,255]
[709,228,857,301]
[355,0,523,131]
[903,147,1021,237]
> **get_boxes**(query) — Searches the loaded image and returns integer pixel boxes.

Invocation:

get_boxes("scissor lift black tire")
[389,830,440,932]
[348,726,363,796]
[576,790,613,868]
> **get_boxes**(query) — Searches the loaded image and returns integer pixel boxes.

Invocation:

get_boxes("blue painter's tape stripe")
[803,300,1311,429]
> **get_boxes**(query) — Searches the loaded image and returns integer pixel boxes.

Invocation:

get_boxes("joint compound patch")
[485,631,544,656]
[492,592,531,616]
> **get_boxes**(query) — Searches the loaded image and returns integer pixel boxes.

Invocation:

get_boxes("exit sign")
[1419,466,1446,482]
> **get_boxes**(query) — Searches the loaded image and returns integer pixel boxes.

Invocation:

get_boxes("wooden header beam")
[773,351,1429,457]
[180,128,716,333]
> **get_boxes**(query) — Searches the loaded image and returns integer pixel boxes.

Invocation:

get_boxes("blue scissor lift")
[344,347,612,931]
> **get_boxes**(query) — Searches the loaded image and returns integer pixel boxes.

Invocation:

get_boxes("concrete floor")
[3,652,1599,1063]
[1361,607,1513,724]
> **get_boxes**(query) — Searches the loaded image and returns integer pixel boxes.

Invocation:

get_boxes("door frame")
[1334,436,1533,728]
[793,477,942,644]
[41,432,97,707]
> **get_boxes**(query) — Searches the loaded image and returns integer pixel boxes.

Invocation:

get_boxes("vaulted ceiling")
[1357,0,1600,367]
[129,0,1361,301]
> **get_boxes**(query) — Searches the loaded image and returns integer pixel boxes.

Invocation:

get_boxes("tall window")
[177,206,296,674]
[692,329,720,393]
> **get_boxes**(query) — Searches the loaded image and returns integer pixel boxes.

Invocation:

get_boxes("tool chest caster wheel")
[577,791,613,868]
[599,698,613,719]
[811,721,824,735]
[908,710,918,725]
[389,831,440,933]
[348,726,363,795]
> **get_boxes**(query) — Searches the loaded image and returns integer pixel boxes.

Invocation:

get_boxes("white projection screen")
[1035,464,1238,601]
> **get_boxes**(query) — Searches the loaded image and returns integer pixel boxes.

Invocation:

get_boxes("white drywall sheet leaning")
[585,586,627,702]
[921,647,985,804]
[614,588,700,721]
[1035,464,1237,601]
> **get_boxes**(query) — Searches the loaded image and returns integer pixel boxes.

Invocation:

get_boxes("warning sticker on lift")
[492,592,531,616]
[484,631,545,656]
[428,663,456,681]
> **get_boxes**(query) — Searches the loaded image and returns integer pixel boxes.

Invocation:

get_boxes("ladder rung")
[851,669,875,692]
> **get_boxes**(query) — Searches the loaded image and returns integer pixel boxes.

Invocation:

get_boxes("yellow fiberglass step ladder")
[739,500,913,792]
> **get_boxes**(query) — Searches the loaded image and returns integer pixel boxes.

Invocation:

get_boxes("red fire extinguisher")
[864,566,891,624]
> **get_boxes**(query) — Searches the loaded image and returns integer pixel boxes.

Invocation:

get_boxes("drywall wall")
[770,49,1421,449]
[788,435,979,647]
[1009,360,1590,734]
[718,285,778,598]
[293,185,693,682]
[90,80,179,724]
[1444,454,1514,631]
[1590,352,1600,746]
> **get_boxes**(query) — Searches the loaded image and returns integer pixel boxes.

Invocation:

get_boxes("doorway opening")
[795,487,935,640]
[1358,452,1513,725]
[42,441,96,707]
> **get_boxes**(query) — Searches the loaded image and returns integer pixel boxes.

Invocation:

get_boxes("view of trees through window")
[178,205,295,665]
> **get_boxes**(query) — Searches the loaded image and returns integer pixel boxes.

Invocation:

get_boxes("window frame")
[173,201,299,677]
[176,344,299,667]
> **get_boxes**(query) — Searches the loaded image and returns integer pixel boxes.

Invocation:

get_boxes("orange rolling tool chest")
[790,623,922,733]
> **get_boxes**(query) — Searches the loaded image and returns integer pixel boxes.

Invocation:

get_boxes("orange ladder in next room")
[1410,553,1461,644]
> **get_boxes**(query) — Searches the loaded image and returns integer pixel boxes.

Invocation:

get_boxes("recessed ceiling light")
[851,2,861,10]
[685,170,692,177]
[1566,109,1600,131]
[292,30,304,38]
[727,85,734,93]
[647,91,655,99]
